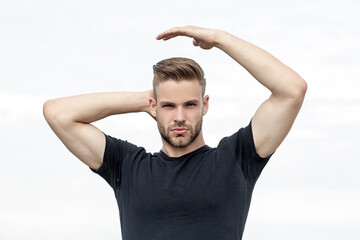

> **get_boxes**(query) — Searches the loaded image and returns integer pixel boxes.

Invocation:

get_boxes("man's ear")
[202,95,209,116]
[149,97,157,119]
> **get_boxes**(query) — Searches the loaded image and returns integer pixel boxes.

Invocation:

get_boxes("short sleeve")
[90,133,139,189]
[226,121,272,185]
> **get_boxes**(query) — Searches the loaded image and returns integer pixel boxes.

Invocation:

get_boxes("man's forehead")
[155,79,202,101]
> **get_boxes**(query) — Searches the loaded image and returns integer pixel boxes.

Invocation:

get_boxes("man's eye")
[163,105,174,108]
[187,103,196,107]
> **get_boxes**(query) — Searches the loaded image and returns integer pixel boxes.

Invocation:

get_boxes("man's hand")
[146,89,157,120]
[156,25,220,50]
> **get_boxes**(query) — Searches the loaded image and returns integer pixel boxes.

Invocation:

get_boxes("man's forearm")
[44,91,152,125]
[214,31,306,99]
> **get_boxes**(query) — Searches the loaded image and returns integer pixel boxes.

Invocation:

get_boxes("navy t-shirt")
[91,121,271,240]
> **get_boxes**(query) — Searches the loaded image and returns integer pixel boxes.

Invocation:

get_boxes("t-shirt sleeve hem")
[89,162,106,174]
[89,132,108,173]
[88,132,113,186]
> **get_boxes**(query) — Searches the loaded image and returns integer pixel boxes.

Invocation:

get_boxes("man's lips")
[172,128,188,135]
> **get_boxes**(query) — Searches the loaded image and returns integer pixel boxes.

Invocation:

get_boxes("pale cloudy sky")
[1,0,359,239]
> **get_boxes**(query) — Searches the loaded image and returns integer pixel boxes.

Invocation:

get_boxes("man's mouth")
[172,128,188,135]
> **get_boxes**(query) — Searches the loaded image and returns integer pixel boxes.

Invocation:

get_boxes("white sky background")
[1,0,359,239]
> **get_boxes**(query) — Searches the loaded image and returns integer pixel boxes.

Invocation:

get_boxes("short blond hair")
[153,57,206,98]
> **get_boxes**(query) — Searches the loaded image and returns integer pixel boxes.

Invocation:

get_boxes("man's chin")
[170,136,191,148]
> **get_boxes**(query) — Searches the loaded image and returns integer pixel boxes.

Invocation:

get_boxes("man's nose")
[174,107,186,122]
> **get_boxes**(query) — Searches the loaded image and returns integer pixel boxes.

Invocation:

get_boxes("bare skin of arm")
[43,90,153,170]
[157,26,307,157]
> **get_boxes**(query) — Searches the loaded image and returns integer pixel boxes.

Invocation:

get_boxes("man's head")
[150,57,209,150]
[152,57,206,99]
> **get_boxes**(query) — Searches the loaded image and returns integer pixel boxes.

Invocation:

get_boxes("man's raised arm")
[43,91,153,170]
[157,26,307,157]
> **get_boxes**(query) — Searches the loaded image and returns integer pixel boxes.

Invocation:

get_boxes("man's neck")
[161,132,206,158]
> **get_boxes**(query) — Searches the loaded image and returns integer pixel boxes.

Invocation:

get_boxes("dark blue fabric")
[91,121,271,240]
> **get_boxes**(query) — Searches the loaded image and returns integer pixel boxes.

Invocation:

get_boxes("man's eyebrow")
[159,101,175,105]
[159,99,200,105]
[184,99,200,104]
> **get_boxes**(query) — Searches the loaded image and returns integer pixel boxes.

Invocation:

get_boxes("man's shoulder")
[217,123,252,146]
[104,133,149,157]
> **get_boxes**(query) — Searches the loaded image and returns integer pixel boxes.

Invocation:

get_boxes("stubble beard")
[158,118,203,148]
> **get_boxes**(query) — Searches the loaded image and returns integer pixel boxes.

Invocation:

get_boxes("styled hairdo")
[153,57,206,98]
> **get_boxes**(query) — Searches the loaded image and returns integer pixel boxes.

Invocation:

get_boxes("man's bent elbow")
[43,99,69,128]
[275,77,307,108]
[294,78,307,103]
[43,99,56,123]
[285,75,307,105]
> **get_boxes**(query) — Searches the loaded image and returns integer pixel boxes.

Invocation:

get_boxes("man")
[44,26,307,240]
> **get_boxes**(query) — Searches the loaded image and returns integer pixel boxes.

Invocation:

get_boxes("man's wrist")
[213,30,230,49]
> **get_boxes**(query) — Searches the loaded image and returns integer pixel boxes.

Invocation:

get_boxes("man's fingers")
[156,26,193,40]
[156,31,183,40]
[156,26,215,50]
[157,33,177,41]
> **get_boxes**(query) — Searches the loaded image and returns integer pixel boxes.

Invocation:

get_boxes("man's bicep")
[56,122,106,170]
[251,95,304,158]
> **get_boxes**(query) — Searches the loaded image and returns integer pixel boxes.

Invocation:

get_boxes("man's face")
[151,79,208,148]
